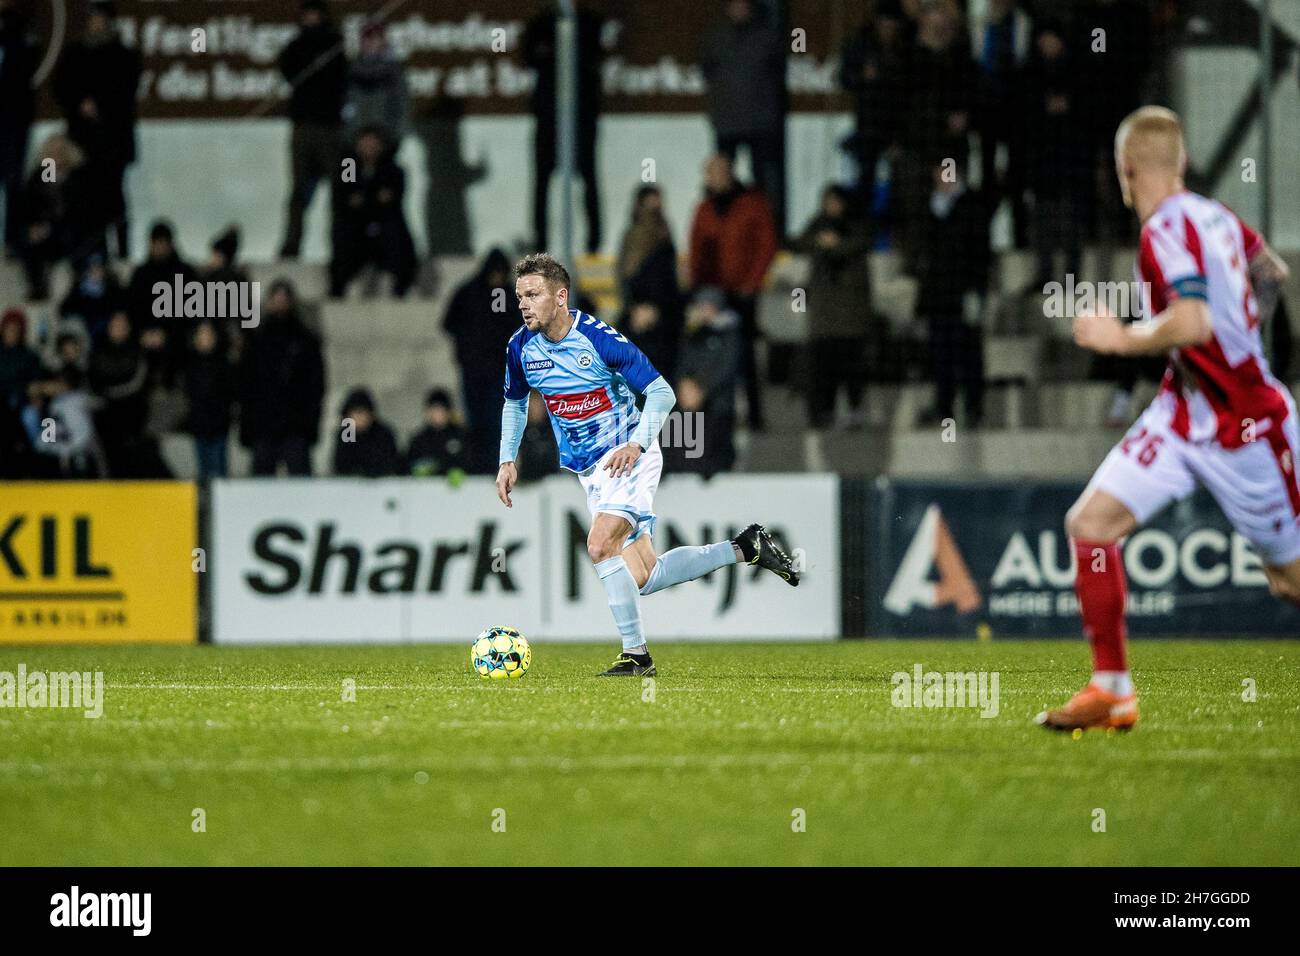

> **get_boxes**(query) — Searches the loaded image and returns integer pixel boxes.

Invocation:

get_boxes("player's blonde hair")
[1114,106,1186,173]
[514,252,571,292]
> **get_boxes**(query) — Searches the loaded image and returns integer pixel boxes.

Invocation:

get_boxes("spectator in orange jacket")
[687,153,777,430]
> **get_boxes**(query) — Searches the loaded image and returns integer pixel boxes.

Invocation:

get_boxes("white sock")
[594,555,645,651]
[1091,671,1133,696]
[624,644,648,657]
[639,541,738,596]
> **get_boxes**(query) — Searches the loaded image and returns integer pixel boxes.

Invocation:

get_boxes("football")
[471,626,532,680]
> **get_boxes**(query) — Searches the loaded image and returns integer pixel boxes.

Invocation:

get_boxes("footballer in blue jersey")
[495,254,799,676]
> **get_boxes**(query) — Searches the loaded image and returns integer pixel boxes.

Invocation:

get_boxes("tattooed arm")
[1248,238,1290,322]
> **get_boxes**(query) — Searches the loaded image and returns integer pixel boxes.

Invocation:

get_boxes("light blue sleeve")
[499,397,528,465]
[631,376,675,451]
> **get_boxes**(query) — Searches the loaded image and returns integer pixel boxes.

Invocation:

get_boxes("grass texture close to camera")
[0,641,1296,866]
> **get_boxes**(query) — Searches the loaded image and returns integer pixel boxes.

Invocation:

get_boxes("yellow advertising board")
[0,482,196,644]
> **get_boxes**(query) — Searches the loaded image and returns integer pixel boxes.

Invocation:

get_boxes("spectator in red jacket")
[687,153,777,430]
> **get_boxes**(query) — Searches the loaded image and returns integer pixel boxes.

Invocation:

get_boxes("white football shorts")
[578,440,663,543]
[1088,395,1300,566]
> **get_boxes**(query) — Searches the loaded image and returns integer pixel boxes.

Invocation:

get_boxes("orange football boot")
[1036,684,1139,732]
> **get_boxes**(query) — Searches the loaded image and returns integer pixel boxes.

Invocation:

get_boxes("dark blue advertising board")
[868,481,1300,637]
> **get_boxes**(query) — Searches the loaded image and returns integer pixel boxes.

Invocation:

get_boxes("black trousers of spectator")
[95,402,146,478]
[21,222,108,300]
[461,373,503,475]
[806,336,866,429]
[927,314,984,425]
[0,120,29,252]
[330,221,417,297]
[893,149,931,275]
[716,130,784,236]
[281,123,340,257]
[979,118,1027,247]
[727,292,765,431]
[1087,140,1130,244]
[534,118,601,252]
[85,158,130,258]
[850,136,887,236]
[1032,193,1082,284]
[21,233,61,300]
[252,436,312,476]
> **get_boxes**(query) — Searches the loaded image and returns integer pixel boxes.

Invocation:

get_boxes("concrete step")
[734,429,806,472]
[1039,336,1095,380]
[868,250,905,285]
[887,428,1119,479]
[0,259,25,301]
[1030,382,1119,429]
[984,334,1043,383]
[424,255,479,298]
[320,299,443,343]
[771,250,905,290]
[991,247,1139,294]
[756,290,806,342]
[763,252,915,336]
[246,261,328,301]
[0,261,78,306]
[323,384,430,441]
[325,342,458,393]
[159,432,253,479]
[874,276,918,332]
[813,426,891,476]
[249,256,480,318]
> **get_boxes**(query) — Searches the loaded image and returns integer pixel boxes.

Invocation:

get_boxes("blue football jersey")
[504,309,661,473]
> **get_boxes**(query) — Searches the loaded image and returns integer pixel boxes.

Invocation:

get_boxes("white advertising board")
[211,475,838,642]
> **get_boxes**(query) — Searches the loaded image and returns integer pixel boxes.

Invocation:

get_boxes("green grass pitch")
[1,640,1296,866]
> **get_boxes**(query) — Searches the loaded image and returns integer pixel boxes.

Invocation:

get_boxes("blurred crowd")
[3,0,1276,483]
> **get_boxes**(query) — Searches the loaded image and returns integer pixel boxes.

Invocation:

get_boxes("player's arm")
[1248,236,1290,321]
[631,376,676,451]
[497,397,527,501]
[1074,297,1212,357]
[1249,238,1290,285]
[590,327,674,476]
[496,340,529,508]
[1076,220,1212,357]
[604,375,675,477]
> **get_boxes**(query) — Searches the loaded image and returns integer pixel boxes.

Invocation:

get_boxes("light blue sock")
[640,541,737,596]
[594,555,646,651]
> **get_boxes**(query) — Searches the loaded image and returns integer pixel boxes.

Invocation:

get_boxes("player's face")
[516,274,566,331]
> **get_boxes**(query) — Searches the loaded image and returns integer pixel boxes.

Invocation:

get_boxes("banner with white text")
[868,481,1299,637]
[30,0,853,119]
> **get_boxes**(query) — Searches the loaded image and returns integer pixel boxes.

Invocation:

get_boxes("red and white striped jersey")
[1136,189,1292,449]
